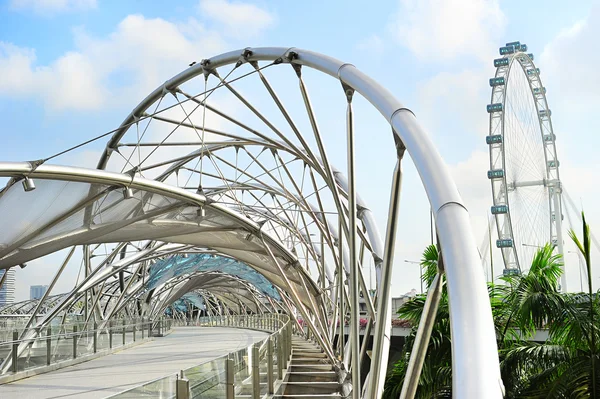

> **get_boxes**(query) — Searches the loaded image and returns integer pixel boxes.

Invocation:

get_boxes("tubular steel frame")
[0,47,502,398]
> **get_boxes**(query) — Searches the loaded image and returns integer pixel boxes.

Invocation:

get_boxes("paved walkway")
[0,327,267,399]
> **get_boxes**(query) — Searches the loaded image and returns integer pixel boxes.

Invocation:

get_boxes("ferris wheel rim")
[487,43,562,274]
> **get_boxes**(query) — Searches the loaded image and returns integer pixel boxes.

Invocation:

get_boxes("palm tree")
[501,213,600,398]
[384,242,582,398]
[496,244,565,341]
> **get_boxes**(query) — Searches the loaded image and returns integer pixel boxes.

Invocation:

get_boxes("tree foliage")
[384,213,599,398]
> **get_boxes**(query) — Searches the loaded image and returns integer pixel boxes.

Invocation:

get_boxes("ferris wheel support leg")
[553,191,567,291]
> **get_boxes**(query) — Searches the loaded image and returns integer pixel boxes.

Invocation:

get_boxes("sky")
[0,0,599,301]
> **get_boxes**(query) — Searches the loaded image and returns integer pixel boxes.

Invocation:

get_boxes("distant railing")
[0,317,171,376]
[108,314,292,399]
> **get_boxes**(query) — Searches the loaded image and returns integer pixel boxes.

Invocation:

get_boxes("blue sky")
[1,0,599,301]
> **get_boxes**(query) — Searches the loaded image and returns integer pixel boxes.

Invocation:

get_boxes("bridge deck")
[0,327,267,399]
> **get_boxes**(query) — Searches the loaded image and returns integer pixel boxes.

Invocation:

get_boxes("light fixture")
[123,187,134,199]
[197,207,206,218]
[22,177,36,192]
[19,263,27,269]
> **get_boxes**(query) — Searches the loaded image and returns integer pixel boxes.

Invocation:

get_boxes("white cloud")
[0,1,278,112]
[356,34,385,56]
[540,6,600,118]
[390,0,505,62]
[199,0,275,39]
[0,42,106,110]
[10,0,96,13]
[416,68,491,137]
[0,13,237,111]
[538,5,600,274]
[449,150,492,236]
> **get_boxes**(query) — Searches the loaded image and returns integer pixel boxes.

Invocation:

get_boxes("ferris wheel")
[486,40,565,280]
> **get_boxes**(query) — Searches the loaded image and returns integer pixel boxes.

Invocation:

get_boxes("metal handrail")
[0,320,155,346]
[0,318,172,376]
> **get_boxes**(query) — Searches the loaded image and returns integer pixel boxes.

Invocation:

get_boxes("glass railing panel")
[186,356,227,398]
[108,373,178,399]
[232,346,251,390]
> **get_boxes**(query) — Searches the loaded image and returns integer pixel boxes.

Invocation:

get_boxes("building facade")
[30,285,48,300]
[0,268,16,306]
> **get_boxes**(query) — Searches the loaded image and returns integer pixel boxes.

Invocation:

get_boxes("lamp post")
[404,260,422,294]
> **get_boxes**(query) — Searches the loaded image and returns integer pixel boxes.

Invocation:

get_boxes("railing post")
[226,357,235,399]
[277,332,283,380]
[281,330,287,370]
[133,321,136,342]
[148,319,152,338]
[176,370,190,399]
[288,324,292,360]
[93,321,98,353]
[72,326,78,359]
[252,344,260,399]
[267,336,274,394]
[142,318,145,339]
[122,319,126,345]
[46,326,52,366]
[109,321,113,349]
[12,330,18,373]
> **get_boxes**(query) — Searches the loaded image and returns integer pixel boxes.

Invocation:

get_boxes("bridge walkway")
[0,327,267,399]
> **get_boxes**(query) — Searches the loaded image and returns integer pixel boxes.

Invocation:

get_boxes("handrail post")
[133,320,136,342]
[176,370,190,399]
[93,321,98,353]
[252,344,260,399]
[277,332,283,380]
[281,330,288,370]
[288,324,292,363]
[267,336,274,394]
[72,326,78,359]
[148,319,152,337]
[122,319,126,345]
[141,318,145,339]
[12,330,18,373]
[46,326,51,366]
[226,357,235,399]
[109,321,113,349]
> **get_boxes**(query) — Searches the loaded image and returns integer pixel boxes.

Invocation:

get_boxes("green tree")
[384,241,594,398]
[500,213,599,398]
[383,244,452,398]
